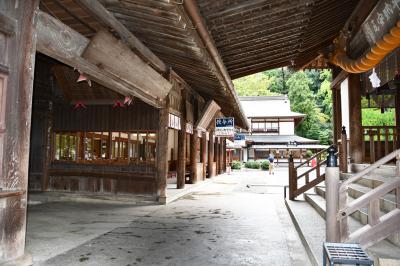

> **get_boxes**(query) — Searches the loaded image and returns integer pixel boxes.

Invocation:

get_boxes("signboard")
[215,117,234,137]
[234,134,246,147]
[362,0,400,46]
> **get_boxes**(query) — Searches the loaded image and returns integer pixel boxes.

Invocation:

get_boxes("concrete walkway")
[27,168,311,265]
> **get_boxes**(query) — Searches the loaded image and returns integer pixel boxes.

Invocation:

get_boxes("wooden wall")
[28,56,160,197]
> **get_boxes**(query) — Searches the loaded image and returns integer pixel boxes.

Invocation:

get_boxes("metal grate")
[323,242,374,265]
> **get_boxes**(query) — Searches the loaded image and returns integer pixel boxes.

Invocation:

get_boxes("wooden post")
[190,131,198,183]
[340,126,348,173]
[215,137,220,175]
[222,138,227,172]
[156,108,169,203]
[369,130,376,163]
[41,117,52,191]
[396,86,400,149]
[208,131,214,178]
[288,155,297,200]
[201,132,207,180]
[176,123,186,189]
[326,166,340,242]
[220,139,224,173]
[0,0,40,264]
[348,74,363,163]
[333,86,342,145]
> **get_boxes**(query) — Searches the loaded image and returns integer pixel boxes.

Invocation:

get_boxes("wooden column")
[333,87,342,146]
[0,0,39,264]
[190,131,198,183]
[396,88,400,149]
[348,74,363,163]
[208,131,215,178]
[156,107,169,203]
[222,138,227,172]
[41,117,52,191]
[215,137,220,174]
[176,124,186,189]
[201,132,207,180]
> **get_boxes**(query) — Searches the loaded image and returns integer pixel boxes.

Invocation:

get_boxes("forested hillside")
[233,69,333,144]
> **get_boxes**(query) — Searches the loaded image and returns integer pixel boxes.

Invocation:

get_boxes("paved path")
[30,168,310,266]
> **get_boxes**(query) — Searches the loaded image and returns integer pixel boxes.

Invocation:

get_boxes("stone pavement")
[28,168,311,265]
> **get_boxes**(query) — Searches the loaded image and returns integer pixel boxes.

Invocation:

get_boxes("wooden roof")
[196,0,359,78]
[39,0,362,128]
[39,0,248,128]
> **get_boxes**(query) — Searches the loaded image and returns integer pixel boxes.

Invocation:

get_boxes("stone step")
[314,186,400,247]
[310,185,400,247]
[351,164,397,177]
[286,196,400,266]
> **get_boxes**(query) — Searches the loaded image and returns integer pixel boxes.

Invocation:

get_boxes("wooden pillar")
[0,1,40,264]
[41,117,52,191]
[348,74,363,163]
[215,137,220,174]
[176,122,186,189]
[201,132,207,180]
[288,155,297,200]
[190,131,198,183]
[208,131,214,178]
[222,138,227,172]
[340,127,348,173]
[395,88,400,149]
[156,108,169,203]
[333,87,342,146]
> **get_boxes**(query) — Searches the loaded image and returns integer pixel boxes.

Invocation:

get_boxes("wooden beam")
[36,10,166,108]
[195,100,221,132]
[82,30,171,100]
[75,0,167,73]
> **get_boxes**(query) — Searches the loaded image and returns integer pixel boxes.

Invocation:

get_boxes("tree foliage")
[233,73,280,96]
[233,68,334,144]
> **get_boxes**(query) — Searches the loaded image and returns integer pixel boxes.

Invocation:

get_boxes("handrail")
[340,149,400,192]
[334,148,400,247]
[338,178,400,219]
[288,148,329,200]
[295,147,329,169]
[297,159,327,180]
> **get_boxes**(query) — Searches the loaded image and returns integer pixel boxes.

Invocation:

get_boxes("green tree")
[233,73,279,96]
[287,71,332,144]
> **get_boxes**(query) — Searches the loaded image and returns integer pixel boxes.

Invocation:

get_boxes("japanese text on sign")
[215,117,234,137]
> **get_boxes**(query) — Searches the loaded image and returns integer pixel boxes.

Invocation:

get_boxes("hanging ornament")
[113,100,125,108]
[74,101,87,109]
[76,70,92,87]
[369,68,381,88]
[124,96,133,106]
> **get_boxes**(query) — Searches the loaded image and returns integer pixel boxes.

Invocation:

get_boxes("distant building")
[228,96,328,162]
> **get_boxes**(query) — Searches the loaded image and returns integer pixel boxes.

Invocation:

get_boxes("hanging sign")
[215,117,234,137]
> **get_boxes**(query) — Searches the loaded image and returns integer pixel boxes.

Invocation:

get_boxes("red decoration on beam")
[113,100,125,108]
[74,101,87,109]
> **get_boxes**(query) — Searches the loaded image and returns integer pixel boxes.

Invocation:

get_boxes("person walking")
[268,153,275,175]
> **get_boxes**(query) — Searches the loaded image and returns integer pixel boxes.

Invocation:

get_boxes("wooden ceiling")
[39,0,361,128]
[40,0,248,127]
[196,0,359,79]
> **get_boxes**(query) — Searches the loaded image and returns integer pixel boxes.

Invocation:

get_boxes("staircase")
[286,160,400,265]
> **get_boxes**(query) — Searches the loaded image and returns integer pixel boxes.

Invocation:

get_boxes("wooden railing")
[334,149,400,247]
[288,147,329,200]
[362,126,400,163]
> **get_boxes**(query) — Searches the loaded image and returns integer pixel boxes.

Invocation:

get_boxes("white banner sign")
[215,117,234,137]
